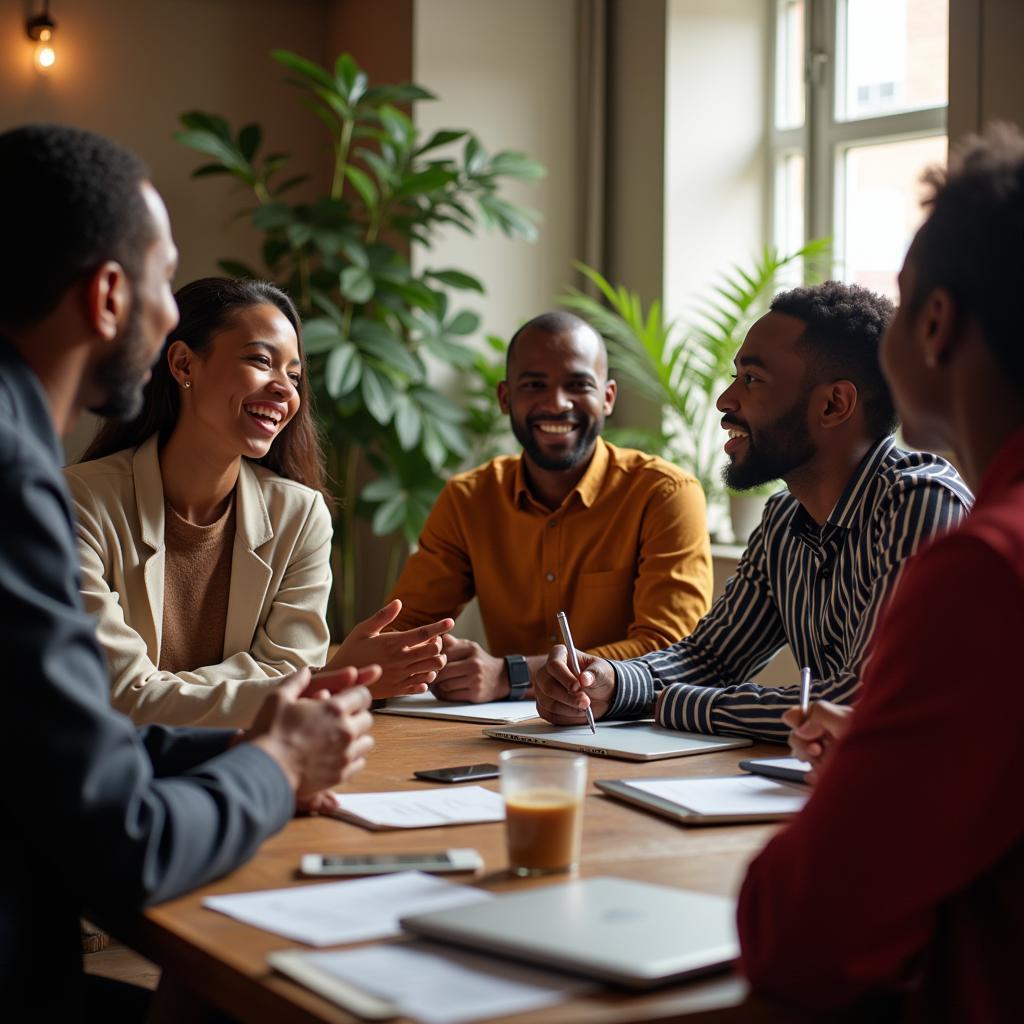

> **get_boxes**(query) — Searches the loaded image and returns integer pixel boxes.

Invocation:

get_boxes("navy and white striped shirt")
[607,437,973,741]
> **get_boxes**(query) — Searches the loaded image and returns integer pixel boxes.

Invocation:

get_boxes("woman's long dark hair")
[81,277,333,510]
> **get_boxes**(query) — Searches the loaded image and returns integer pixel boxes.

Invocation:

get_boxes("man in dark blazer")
[0,124,376,1016]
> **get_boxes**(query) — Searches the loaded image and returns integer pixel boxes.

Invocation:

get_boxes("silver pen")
[799,666,812,717]
[556,611,596,734]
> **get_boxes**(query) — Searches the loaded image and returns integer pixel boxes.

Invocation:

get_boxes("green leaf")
[431,417,469,457]
[302,318,343,354]
[487,150,547,182]
[424,269,484,293]
[420,419,447,470]
[252,202,294,229]
[309,291,346,326]
[447,310,480,336]
[217,259,259,279]
[340,265,375,303]
[285,221,314,247]
[371,492,407,536]
[272,50,335,91]
[179,111,232,141]
[361,475,400,502]
[415,129,467,156]
[351,319,423,379]
[325,342,362,396]
[464,136,487,175]
[393,166,455,199]
[344,165,378,210]
[363,83,436,106]
[175,131,248,173]
[358,149,397,189]
[191,163,233,178]
[334,53,360,94]
[412,387,468,423]
[238,123,261,161]
[361,366,395,424]
[422,334,478,367]
[393,394,422,450]
[378,105,414,147]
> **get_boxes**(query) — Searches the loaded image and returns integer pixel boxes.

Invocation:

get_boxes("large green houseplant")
[559,240,829,504]
[175,51,544,630]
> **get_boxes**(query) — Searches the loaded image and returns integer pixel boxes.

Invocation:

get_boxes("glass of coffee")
[499,750,587,877]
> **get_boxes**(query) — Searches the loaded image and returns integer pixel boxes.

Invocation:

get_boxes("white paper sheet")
[628,775,808,816]
[379,692,540,723]
[329,785,505,830]
[747,756,811,772]
[271,941,589,1024]
[204,870,492,947]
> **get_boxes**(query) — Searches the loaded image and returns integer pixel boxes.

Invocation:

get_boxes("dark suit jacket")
[0,337,294,1009]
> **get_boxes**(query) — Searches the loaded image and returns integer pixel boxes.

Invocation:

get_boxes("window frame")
[767,0,948,273]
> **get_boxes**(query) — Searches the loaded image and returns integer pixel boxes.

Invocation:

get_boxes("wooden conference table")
[138,713,802,1024]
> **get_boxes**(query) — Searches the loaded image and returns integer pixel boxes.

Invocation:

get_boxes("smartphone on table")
[413,763,499,784]
[299,849,483,876]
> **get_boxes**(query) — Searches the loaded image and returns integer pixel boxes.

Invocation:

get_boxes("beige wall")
[411,0,579,349]
[664,0,768,322]
[1,0,333,287]
[1,0,336,459]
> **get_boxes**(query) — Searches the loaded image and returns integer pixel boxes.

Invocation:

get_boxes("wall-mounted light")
[26,2,57,73]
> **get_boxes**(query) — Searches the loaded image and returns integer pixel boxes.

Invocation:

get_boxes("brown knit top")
[159,492,237,673]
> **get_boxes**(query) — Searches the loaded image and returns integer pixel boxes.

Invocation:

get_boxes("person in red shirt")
[737,125,1024,1021]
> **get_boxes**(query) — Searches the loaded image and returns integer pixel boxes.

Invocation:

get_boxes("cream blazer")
[64,435,332,729]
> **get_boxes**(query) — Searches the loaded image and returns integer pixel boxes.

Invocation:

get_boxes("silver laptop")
[483,719,752,761]
[401,876,738,988]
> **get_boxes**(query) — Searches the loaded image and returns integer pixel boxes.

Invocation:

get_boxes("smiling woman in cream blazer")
[67,278,451,729]
[65,432,332,728]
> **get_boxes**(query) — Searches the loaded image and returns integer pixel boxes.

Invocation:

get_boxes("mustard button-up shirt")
[389,439,713,659]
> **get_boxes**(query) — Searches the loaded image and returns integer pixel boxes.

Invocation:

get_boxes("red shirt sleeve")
[737,531,1024,1009]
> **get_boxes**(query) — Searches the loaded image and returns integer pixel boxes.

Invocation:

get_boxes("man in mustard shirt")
[388,311,713,702]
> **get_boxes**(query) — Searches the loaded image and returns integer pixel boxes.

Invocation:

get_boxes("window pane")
[838,0,948,121]
[775,0,804,129]
[839,134,947,298]
[774,152,805,256]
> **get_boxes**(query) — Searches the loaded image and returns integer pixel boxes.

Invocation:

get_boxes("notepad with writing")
[596,774,808,825]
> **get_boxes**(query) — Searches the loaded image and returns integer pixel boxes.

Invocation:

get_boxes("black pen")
[556,611,596,734]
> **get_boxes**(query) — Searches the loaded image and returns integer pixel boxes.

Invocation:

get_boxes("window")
[769,0,948,298]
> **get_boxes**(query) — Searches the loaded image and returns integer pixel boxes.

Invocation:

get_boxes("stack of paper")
[269,941,589,1024]
[204,870,492,947]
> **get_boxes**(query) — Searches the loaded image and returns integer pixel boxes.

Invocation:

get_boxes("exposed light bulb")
[34,29,56,72]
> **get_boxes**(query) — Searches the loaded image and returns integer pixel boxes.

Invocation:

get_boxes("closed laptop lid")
[401,876,738,989]
[483,720,751,761]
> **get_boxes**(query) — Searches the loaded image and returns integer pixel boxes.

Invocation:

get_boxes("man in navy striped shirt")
[535,281,972,741]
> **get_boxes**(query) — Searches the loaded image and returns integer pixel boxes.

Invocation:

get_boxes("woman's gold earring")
[182,380,192,389]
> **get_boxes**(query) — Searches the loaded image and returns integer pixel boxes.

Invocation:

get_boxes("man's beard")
[89,301,154,420]
[722,395,815,491]
[511,412,603,471]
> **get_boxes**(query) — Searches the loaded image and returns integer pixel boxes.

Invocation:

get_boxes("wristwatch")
[503,655,530,700]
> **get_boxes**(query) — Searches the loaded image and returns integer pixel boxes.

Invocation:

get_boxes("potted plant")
[726,481,782,544]
[175,51,545,630]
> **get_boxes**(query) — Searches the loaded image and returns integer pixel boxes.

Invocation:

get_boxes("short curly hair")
[908,123,1024,390]
[770,280,898,440]
[0,124,154,327]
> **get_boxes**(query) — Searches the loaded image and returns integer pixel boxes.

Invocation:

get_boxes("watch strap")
[504,655,530,700]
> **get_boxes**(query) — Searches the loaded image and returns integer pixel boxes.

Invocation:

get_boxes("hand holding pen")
[555,611,597,734]
[783,668,854,784]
